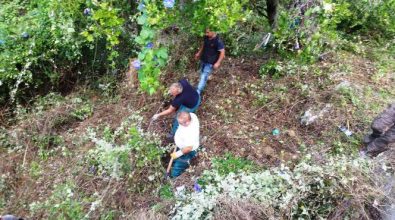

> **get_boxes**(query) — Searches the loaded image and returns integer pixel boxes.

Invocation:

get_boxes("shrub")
[0,0,86,102]
[259,60,282,77]
[86,113,165,192]
[0,0,135,104]
[172,154,391,219]
[32,134,64,160]
[333,0,395,37]
[30,182,87,220]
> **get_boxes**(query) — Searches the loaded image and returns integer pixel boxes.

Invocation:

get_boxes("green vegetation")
[1,0,395,219]
[86,114,165,191]
[30,182,86,220]
[211,153,256,176]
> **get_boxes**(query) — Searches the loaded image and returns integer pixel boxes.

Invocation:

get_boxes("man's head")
[177,111,192,127]
[205,28,216,39]
[169,82,183,97]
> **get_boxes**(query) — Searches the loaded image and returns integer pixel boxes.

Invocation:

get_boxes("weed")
[0,128,14,149]
[86,113,165,192]
[96,75,118,98]
[29,161,42,179]
[174,56,189,72]
[331,136,360,155]
[70,98,93,121]
[100,210,117,220]
[212,152,256,176]
[253,92,269,106]
[337,86,360,107]
[32,134,64,160]
[259,60,283,79]
[158,184,174,200]
[30,181,86,219]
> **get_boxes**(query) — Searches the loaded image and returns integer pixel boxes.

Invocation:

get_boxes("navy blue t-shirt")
[201,35,224,64]
[171,79,199,109]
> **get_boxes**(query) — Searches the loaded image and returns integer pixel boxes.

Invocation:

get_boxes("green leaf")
[140,28,154,40]
[137,14,147,25]
[148,87,156,95]
[86,34,94,42]
[135,36,145,45]
[138,51,146,60]
[156,48,168,59]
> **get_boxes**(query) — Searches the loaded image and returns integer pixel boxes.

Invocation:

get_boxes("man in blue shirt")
[194,28,225,94]
[152,78,201,136]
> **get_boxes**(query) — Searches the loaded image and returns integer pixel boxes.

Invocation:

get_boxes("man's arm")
[181,146,193,154]
[194,43,204,60]
[171,146,192,159]
[153,105,176,120]
[213,49,225,69]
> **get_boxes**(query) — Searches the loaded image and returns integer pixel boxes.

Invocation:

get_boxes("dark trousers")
[171,150,197,178]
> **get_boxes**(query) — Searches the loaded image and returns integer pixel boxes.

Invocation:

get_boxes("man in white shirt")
[170,111,199,177]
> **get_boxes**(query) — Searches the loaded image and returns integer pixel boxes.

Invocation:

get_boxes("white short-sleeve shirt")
[174,113,200,151]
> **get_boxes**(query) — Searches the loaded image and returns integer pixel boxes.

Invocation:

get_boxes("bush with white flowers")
[172,154,390,219]
[86,113,165,190]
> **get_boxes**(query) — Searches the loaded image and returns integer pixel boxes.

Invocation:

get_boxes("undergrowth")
[172,153,393,219]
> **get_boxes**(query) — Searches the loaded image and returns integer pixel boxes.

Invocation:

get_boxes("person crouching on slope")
[170,111,199,178]
[152,78,200,138]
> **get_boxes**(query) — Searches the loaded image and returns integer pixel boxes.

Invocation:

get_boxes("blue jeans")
[197,62,214,94]
[171,94,201,135]
[171,150,197,178]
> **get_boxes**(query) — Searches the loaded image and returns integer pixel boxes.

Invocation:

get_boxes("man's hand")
[194,52,201,60]
[152,114,160,121]
[213,62,221,70]
[171,151,183,159]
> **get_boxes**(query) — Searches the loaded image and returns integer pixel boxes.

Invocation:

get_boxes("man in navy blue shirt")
[152,78,201,136]
[194,28,225,94]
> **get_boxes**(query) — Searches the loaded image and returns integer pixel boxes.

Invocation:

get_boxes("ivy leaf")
[156,48,168,59]
[138,68,146,79]
[140,28,154,40]
[156,59,166,67]
[135,36,145,45]
[138,51,146,60]
[137,15,148,25]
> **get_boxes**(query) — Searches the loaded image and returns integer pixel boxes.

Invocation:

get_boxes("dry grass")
[213,197,275,220]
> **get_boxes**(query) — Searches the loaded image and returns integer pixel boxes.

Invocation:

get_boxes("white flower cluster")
[86,112,162,180]
[88,132,131,180]
[172,155,375,219]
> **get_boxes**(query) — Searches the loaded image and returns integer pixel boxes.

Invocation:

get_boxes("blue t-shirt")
[201,35,225,64]
[171,79,199,109]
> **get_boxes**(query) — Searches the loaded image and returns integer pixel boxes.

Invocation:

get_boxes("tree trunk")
[266,0,279,29]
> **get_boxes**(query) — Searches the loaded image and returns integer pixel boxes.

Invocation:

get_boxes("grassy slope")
[0,42,394,218]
